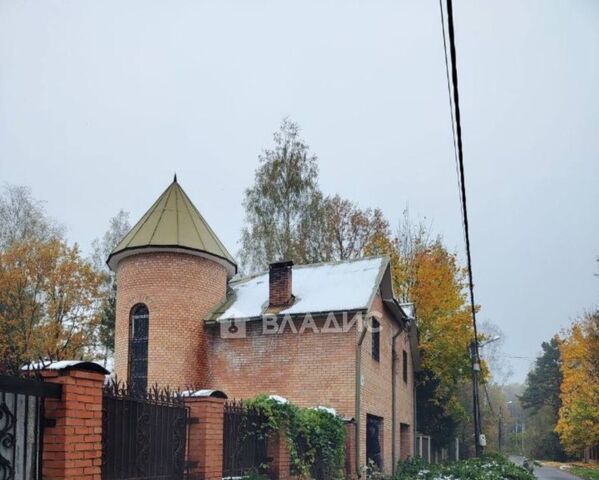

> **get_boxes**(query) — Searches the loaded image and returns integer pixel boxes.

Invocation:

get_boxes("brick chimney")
[269,260,293,306]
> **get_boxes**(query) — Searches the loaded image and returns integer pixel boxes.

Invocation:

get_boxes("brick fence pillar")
[41,362,108,480]
[343,420,357,480]
[184,394,226,480]
[267,430,291,480]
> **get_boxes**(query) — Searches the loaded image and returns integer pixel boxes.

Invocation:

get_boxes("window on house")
[129,304,149,394]
[372,319,380,362]
[366,414,384,471]
[403,350,408,383]
[400,423,411,460]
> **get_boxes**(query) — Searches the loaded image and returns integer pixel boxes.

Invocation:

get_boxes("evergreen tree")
[520,336,567,459]
[520,337,562,414]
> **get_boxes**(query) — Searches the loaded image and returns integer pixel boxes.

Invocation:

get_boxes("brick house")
[108,178,420,475]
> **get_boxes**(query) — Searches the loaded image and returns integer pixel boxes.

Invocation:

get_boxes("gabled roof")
[207,256,391,321]
[107,178,237,276]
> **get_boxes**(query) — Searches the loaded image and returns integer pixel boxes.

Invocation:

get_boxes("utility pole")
[470,341,483,456]
[498,407,503,453]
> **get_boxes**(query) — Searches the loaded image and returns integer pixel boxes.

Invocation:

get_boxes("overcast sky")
[1,0,597,382]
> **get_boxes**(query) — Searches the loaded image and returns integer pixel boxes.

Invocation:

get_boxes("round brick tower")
[107,177,237,390]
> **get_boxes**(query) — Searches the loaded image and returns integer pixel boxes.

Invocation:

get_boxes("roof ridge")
[230,255,388,285]
[148,183,175,244]
[179,184,207,250]
[175,182,180,245]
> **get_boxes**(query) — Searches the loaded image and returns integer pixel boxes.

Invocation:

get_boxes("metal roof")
[206,255,393,322]
[107,178,237,276]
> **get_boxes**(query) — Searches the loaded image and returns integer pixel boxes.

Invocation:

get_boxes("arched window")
[129,304,149,394]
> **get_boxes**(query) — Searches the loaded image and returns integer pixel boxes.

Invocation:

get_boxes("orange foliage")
[366,233,474,387]
[556,312,599,454]
[0,238,105,373]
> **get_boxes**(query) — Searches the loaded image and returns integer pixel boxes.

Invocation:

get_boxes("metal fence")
[0,374,62,480]
[222,400,268,478]
[415,433,432,462]
[101,382,189,480]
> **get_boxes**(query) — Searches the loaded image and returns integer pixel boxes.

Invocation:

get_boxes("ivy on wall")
[243,395,346,479]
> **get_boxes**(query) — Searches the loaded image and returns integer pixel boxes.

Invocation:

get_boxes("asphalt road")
[510,456,582,480]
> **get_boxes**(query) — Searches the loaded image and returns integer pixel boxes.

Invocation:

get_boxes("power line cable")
[483,383,497,418]
[444,0,480,350]
[438,0,465,233]
[440,0,484,456]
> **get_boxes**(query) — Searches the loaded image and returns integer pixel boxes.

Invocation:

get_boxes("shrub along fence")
[222,400,268,477]
[241,395,349,480]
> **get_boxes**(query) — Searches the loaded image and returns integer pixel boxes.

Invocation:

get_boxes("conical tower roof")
[107,177,237,276]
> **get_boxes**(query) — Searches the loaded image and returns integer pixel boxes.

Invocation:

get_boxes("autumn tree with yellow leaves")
[365,213,475,442]
[555,311,599,455]
[0,238,105,374]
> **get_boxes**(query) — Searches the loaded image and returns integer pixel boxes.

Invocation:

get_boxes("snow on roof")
[214,256,388,321]
[400,303,415,319]
[180,389,227,398]
[22,360,109,374]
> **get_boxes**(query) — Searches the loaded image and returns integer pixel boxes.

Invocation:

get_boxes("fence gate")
[101,383,189,480]
[0,374,62,480]
[222,400,268,478]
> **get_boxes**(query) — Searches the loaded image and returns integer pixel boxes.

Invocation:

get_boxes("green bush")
[392,454,535,480]
[243,395,346,479]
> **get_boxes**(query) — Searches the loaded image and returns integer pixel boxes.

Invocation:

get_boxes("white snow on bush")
[314,406,337,416]
[268,395,289,404]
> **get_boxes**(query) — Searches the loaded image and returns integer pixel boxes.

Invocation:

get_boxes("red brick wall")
[207,298,415,475]
[184,397,225,480]
[345,421,357,479]
[114,252,227,389]
[360,294,415,475]
[269,262,293,306]
[206,316,357,417]
[267,431,292,480]
[42,368,105,480]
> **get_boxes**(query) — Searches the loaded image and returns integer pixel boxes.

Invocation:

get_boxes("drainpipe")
[391,328,401,475]
[413,378,418,459]
[355,323,368,476]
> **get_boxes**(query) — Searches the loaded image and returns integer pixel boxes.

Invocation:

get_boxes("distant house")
[108,178,420,474]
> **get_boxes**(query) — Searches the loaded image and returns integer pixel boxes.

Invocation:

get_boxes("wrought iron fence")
[101,382,189,480]
[222,400,268,478]
[0,374,62,480]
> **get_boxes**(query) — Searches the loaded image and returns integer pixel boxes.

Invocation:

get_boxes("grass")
[568,465,599,480]
[540,461,599,480]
